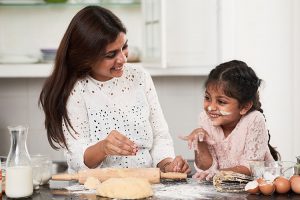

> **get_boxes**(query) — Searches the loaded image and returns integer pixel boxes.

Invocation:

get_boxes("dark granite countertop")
[2,178,300,200]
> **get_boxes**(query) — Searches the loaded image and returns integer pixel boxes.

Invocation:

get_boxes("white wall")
[292,0,300,159]
[219,0,300,161]
[0,78,63,160]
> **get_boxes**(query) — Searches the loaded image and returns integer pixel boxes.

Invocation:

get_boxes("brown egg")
[274,176,290,194]
[245,180,260,194]
[290,175,300,183]
[259,182,275,195]
[291,176,300,194]
[256,177,266,185]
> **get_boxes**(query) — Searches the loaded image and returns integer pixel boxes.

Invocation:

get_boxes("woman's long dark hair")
[39,6,126,150]
[205,60,280,161]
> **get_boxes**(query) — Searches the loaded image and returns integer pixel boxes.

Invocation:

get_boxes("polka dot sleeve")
[63,82,91,173]
[143,70,176,167]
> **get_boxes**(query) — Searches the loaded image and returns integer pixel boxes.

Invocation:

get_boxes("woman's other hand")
[161,156,191,173]
[101,130,138,156]
[179,128,215,150]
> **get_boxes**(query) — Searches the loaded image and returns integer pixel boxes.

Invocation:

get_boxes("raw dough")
[84,177,101,190]
[96,177,153,199]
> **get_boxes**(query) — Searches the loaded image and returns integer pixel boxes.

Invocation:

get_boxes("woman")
[39,6,190,174]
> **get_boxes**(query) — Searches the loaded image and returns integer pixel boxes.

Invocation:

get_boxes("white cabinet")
[142,0,220,69]
[0,1,143,77]
[142,0,164,68]
[0,0,219,77]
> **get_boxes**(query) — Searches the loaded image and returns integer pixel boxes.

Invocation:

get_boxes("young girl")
[182,60,279,180]
[39,6,190,174]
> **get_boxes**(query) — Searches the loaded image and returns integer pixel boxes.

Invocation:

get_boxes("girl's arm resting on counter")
[221,165,251,176]
[195,141,213,170]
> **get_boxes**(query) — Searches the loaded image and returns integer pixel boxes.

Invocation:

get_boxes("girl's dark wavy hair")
[39,6,126,150]
[205,60,280,161]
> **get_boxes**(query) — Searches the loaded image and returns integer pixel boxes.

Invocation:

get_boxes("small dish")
[249,161,296,180]
[40,48,57,63]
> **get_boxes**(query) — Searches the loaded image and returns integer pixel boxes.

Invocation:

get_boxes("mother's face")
[90,32,128,82]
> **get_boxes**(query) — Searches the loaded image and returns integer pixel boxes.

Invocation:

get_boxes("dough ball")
[84,177,101,190]
[96,177,153,199]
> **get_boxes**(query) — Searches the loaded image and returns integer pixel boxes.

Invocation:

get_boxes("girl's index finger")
[178,135,189,141]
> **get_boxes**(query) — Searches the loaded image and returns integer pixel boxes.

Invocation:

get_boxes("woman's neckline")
[87,75,116,84]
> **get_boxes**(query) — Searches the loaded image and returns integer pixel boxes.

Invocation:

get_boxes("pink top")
[195,110,274,174]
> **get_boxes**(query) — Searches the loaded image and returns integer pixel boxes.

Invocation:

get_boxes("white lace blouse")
[63,65,175,173]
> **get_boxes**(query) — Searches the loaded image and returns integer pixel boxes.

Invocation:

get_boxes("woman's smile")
[111,65,124,73]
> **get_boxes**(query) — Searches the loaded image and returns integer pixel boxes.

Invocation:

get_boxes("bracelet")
[161,161,172,173]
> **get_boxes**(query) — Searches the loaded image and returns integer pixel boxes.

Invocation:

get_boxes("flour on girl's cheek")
[219,110,231,116]
[208,106,231,116]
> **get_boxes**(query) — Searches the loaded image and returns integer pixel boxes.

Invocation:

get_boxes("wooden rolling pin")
[52,168,187,184]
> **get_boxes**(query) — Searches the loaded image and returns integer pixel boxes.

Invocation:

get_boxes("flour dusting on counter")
[153,183,212,199]
[152,179,248,200]
[55,178,249,199]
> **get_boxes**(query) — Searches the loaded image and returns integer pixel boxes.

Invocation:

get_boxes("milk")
[6,166,33,198]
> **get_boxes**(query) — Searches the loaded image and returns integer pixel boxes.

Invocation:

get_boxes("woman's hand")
[161,156,191,173]
[179,128,215,151]
[101,130,138,156]
[84,130,137,168]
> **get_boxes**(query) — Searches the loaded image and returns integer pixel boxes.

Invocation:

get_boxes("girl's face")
[204,85,249,130]
[90,32,128,81]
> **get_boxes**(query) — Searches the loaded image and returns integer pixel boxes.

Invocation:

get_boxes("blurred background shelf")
[0,0,140,7]
[0,63,210,78]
